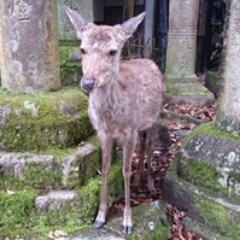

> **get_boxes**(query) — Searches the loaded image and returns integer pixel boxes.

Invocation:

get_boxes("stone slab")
[165,82,215,106]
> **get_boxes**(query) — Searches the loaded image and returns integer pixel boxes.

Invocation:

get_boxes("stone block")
[0,87,93,151]
[62,142,100,188]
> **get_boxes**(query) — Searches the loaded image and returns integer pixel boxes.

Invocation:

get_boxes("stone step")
[0,140,99,190]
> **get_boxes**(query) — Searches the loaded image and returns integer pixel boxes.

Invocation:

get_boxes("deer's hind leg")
[134,130,146,186]
[93,132,112,229]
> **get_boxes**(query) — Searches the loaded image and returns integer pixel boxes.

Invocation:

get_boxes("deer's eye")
[80,48,87,55]
[109,50,117,56]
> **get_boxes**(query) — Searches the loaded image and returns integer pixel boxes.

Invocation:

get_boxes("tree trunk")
[216,0,240,135]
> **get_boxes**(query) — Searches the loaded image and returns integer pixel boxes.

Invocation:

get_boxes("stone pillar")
[166,0,200,82]
[0,0,60,93]
[217,0,240,136]
[165,0,214,106]
[58,0,94,41]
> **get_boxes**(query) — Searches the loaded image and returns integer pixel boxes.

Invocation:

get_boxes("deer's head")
[65,6,145,94]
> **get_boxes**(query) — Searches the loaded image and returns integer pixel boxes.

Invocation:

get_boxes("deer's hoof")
[93,220,105,229]
[122,225,133,235]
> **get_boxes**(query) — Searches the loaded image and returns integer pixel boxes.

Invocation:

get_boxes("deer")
[65,6,164,235]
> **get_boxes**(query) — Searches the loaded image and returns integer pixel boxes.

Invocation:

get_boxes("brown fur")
[65,6,164,234]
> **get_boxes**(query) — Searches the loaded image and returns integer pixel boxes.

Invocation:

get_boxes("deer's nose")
[80,78,95,94]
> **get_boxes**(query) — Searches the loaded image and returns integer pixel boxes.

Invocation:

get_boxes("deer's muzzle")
[80,78,95,94]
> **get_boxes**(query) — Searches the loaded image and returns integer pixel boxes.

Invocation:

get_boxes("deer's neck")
[91,77,122,109]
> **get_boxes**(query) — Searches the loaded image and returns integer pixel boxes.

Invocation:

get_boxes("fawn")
[65,6,164,235]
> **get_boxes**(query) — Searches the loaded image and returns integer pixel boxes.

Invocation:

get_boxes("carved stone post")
[166,0,200,82]
[217,0,240,135]
[165,0,213,106]
[0,0,60,93]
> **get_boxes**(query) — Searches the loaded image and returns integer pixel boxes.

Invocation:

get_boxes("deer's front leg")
[93,133,112,229]
[122,132,137,235]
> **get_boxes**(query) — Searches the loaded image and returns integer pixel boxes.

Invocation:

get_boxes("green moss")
[79,164,123,223]
[143,224,169,240]
[166,82,211,96]
[0,189,91,239]
[179,159,225,193]
[193,194,239,236]
[0,87,93,151]
[0,190,37,238]
[40,147,76,161]
[165,171,240,238]
[24,163,62,189]
[0,163,62,191]
[183,123,240,147]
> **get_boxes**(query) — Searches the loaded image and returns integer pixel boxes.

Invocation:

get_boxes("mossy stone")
[0,87,93,151]
[163,170,240,238]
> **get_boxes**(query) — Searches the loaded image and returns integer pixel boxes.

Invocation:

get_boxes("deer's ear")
[121,12,146,39]
[64,5,87,38]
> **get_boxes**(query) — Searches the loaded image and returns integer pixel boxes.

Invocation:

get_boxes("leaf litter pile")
[112,102,216,240]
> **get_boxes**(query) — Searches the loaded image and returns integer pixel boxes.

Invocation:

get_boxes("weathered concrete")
[166,0,200,82]
[0,0,60,93]
[58,0,94,41]
[217,0,240,135]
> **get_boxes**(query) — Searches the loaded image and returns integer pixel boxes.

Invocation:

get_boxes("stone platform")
[165,82,214,106]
